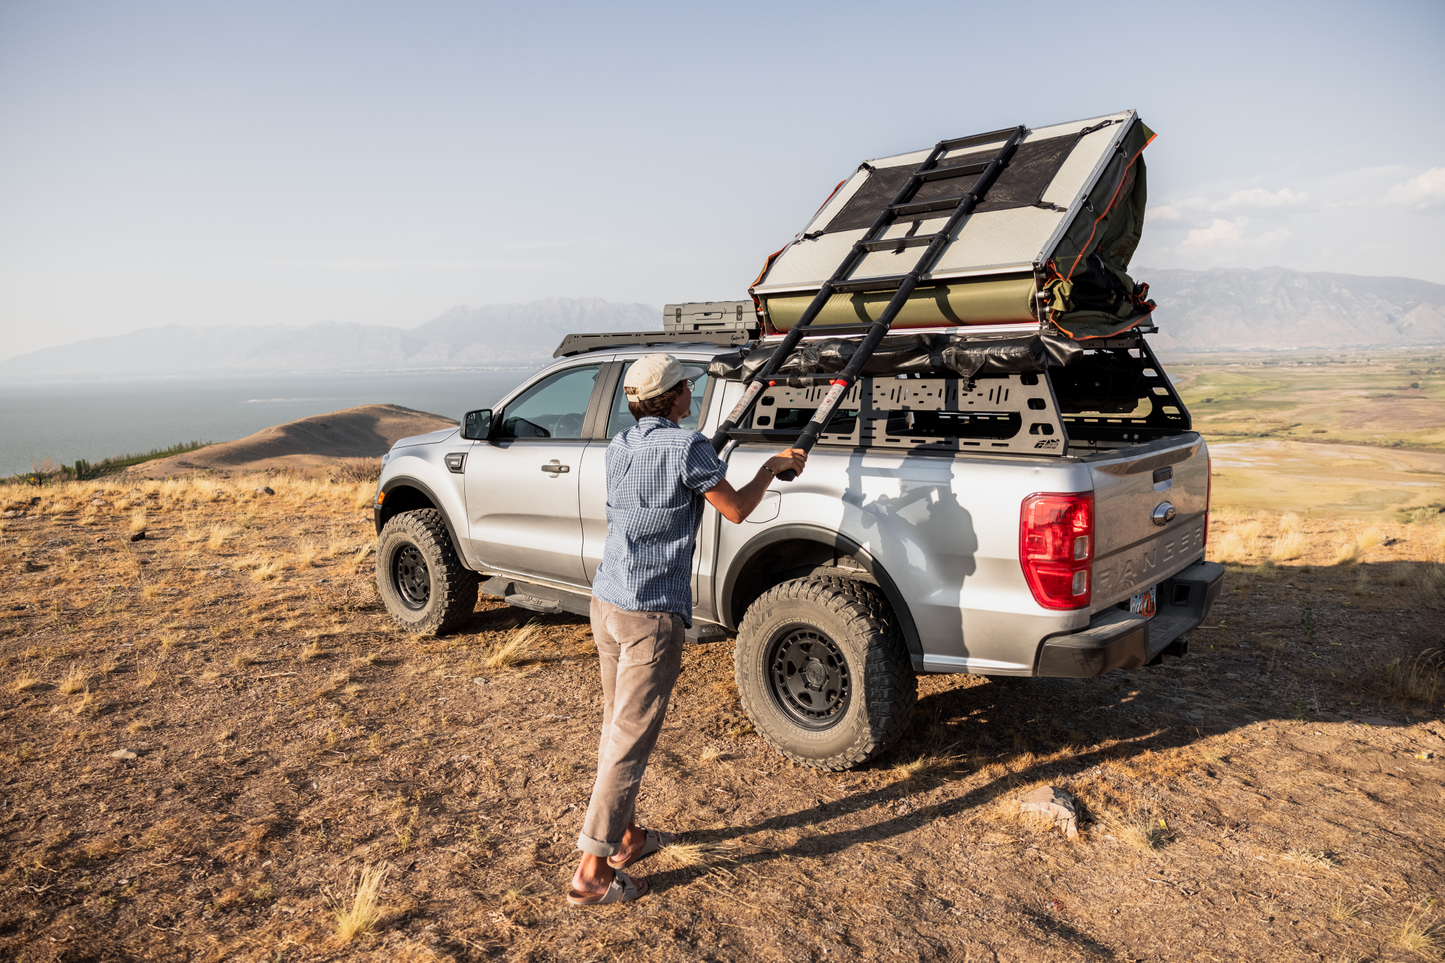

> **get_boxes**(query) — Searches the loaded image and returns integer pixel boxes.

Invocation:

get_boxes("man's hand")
[705,447,810,524]
[765,448,807,480]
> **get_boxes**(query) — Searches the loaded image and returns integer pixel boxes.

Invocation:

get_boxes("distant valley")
[3,268,1444,380]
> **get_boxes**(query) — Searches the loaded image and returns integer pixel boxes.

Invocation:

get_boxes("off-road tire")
[735,576,916,770]
[376,509,478,635]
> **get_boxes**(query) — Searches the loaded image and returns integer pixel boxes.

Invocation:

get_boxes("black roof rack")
[553,329,754,358]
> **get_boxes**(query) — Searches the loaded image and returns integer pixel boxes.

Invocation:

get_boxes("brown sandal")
[566,870,648,906]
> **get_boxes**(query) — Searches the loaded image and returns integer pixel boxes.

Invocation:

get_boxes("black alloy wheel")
[392,544,431,610]
[767,627,851,729]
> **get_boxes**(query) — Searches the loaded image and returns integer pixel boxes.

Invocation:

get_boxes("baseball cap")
[623,354,706,401]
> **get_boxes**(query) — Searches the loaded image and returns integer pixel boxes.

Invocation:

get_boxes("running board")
[482,577,590,617]
[479,578,730,643]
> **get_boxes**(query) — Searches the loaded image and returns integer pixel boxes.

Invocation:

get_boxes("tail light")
[1204,457,1212,547]
[1020,492,1094,610]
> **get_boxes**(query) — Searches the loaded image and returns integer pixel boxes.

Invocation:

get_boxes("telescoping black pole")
[771,125,1027,481]
[708,141,964,455]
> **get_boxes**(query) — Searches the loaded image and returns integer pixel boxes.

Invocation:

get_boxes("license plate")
[1129,585,1157,619]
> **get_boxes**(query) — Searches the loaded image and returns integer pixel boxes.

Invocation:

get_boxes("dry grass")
[486,623,538,669]
[333,862,389,943]
[296,539,321,568]
[1212,531,1254,563]
[1335,540,1362,565]
[1380,648,1445,704]
[12,670,43,693]
[1116,816,1172,851]
[1285,848,1339,868]
[207,523,236,549]
[129,508,147,534]
[1270,530,1311,562]
[58,665,89,694]
[1328,889,1361,922]
[1234,519,1264,541]
[655,840,738,871]
[1407,564,1445,611]
[698,746,725,764]
[250,559,283,582]
[892,755,931,782]
[1357,526,1387,551]
[1393,906,1442,955]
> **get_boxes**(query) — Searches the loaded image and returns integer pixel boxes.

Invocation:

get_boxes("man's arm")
[704,448,807,524]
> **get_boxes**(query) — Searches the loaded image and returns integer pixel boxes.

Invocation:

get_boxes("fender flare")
[719,523,922,664]
[376,474,467,562]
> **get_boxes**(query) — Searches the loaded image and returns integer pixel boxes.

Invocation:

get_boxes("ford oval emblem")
[1152,501,1177,526]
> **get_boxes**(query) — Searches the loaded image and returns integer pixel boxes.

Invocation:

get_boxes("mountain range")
[1138,267,1445,353]
[3,268,1443,380]
[0,297,660,380]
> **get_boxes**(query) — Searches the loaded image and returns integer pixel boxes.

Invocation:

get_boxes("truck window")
[496,364,601,439]
[606,361,710,437]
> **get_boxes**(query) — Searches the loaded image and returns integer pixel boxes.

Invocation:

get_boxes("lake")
[0,368,538,478]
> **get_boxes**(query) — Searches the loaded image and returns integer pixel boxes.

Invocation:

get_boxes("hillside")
[1,478,1441,961]
[127,404,456,478]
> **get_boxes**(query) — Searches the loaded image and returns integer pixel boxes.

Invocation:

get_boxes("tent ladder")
[710,125,1029,478]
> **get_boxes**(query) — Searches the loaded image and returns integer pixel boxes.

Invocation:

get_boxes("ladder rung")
[859,234,938,252]
[889,195,968,217]
[919,160,989,182]
[941,126,1023,152]
[832,276,907,294]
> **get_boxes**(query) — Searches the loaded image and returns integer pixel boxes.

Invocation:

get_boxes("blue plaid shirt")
[592,417,729,626]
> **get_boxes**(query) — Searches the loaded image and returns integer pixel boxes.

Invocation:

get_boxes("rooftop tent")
[750,110,1158,341]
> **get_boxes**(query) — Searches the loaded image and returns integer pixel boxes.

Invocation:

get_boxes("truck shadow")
[679,617,1437,871]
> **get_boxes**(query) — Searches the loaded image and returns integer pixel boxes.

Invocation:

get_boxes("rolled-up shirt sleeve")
[681,433,729,495]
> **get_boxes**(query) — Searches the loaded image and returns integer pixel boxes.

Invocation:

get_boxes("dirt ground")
[2,477,1444,963]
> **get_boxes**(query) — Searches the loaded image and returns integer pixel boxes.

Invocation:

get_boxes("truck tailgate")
[1086,435,1209,611]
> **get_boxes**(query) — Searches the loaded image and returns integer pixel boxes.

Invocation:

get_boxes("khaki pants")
[577,597,685,858]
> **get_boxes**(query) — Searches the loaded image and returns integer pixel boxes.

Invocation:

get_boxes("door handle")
[541,460,570,475]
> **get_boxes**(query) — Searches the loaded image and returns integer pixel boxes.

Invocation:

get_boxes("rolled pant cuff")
[577,832,619,858]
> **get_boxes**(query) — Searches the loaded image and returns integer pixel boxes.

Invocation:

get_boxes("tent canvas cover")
[751,110,1157,341]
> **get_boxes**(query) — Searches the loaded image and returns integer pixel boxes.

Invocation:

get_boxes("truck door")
[466,363,603,588]
[578,360,712,584]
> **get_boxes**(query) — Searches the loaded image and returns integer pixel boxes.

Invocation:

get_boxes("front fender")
[376,473,470,567]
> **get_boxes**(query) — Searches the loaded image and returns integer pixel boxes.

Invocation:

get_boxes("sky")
[0,0,1442,361]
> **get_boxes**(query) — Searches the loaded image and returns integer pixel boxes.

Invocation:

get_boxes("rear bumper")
[1034,559,1224,678]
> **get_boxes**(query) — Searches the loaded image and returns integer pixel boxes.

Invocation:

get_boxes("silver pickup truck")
[372,322,1222,770]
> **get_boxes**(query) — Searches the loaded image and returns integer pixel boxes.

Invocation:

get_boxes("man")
[567,353,806,905]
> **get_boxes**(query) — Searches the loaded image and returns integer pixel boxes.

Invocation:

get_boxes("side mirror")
[461,409,493,441]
